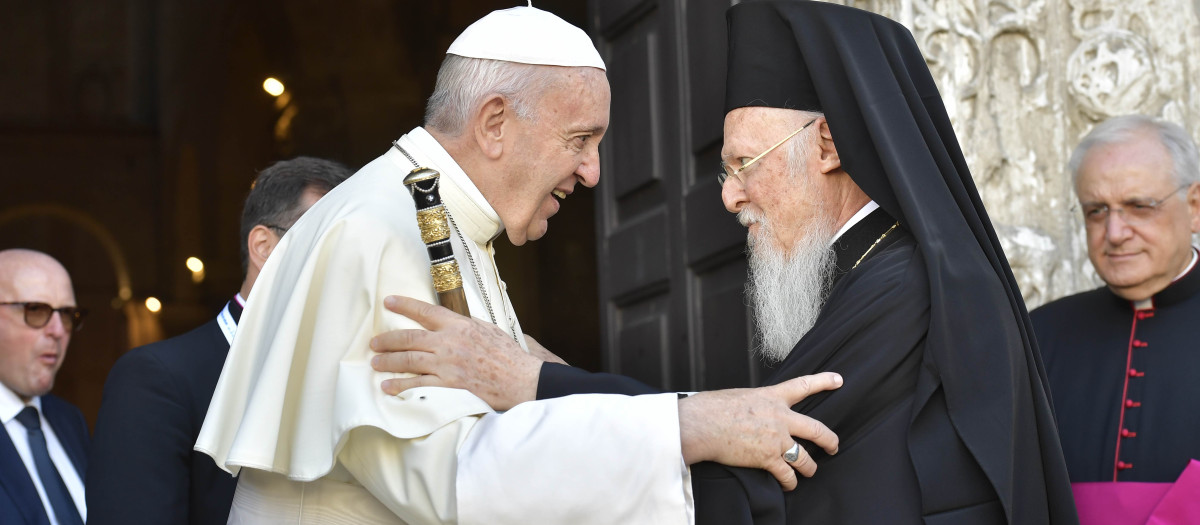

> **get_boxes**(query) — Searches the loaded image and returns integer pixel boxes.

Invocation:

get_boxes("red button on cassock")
[1125,399,1142,408]
[1117,461,1133,470]
[1133,340,1148,348]
[1120,428,1137,438]
[1128,368,1144,377]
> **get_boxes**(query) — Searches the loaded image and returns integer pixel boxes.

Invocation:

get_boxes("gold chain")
[852,222,899,270]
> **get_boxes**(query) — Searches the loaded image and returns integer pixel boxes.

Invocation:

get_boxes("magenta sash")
[1071,460,1200,525]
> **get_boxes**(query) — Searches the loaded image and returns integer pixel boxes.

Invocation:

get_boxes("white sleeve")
[337,392,694,525]
[457,393,694,525]
[337,410,479,524]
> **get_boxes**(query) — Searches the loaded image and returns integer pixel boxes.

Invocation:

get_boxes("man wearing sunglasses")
[1032,115,1200,521]
[0,248,89,525]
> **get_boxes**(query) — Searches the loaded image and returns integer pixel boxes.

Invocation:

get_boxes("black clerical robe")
[690,210,1001,525]
[539,209,1001,524]
[1031,254,1200,483]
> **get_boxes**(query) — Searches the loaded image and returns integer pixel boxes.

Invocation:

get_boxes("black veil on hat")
[724,1,1075,522]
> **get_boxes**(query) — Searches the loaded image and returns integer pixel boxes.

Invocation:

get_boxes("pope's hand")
[370,295,545,411]
[678,372,842,491]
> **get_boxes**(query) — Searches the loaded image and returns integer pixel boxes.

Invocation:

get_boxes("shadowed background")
[0,0,598,428]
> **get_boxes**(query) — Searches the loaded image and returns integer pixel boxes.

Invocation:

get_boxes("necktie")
[15,406,83,525]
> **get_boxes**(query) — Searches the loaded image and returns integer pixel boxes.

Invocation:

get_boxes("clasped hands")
[369,295,841,491]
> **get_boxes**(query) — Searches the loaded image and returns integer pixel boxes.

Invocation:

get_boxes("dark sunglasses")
[1,302,87,333]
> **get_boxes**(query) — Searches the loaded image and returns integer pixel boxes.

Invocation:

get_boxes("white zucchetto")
[446,5,606,70]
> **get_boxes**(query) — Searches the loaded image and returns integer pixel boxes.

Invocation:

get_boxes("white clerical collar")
[0,382,42,425]
[830,200,880,244]
[396,127,504,245]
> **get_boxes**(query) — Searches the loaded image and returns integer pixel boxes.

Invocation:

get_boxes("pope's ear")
[472,94,509,160]
[816,118,842,175]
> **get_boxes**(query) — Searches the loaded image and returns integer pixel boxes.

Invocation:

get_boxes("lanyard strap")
[216,302,237,345]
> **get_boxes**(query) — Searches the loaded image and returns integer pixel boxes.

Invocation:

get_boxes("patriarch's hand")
[370,296,543,411]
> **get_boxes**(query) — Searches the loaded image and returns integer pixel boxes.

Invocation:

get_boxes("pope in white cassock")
[196,5,841,525]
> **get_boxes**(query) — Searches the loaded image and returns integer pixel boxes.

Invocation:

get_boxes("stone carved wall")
[830,0,1200,307]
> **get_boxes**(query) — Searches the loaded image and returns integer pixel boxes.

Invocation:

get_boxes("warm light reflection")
[145,297,162,313]
[263,77,285,97]
[186,257,205,273]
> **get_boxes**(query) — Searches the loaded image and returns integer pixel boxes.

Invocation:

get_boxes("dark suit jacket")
[0,394,89,525]
[86,300,240,525]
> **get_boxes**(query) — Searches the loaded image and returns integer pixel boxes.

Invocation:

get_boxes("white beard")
[742,208,837,365]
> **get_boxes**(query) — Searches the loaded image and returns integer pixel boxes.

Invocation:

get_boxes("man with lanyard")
[87,157,350,524]
[1032,115,1200,523]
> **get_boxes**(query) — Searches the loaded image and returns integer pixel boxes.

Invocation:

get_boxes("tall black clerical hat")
[722,2,1077,523]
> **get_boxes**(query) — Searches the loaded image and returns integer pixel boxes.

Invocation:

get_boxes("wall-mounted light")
[186,256,206,283]
[263,77,285,97]
[145,297,162,313]
[264,76,295,142]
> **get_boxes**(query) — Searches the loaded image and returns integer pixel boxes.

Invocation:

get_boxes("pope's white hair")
[1069,114,1200,187]
[424,55,562,136]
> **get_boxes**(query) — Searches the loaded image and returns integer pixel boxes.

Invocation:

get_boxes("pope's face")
[1075,130,1200,301]
[498,67,610,245]
[720,107,833,254]
[0,257,75,401]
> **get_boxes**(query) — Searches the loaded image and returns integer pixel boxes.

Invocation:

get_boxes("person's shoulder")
[1030,285,1110,325]
[842,234,925,294]
[41,393,83,417]
[303,160,420,242]
[329,155,412,213]
[40,394,87,434]
[109,319,225,381]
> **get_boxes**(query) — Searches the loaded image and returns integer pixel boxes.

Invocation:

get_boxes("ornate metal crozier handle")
[403,168,470,316]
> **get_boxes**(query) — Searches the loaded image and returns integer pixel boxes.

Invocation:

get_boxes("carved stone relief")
[826,0,1200,307]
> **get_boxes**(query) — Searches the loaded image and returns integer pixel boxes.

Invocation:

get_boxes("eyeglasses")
[718,118,818,186]
[1079,183,1192,227]
[0,302,87,332]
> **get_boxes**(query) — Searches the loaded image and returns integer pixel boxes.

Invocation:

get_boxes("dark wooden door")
[589,0,768,391]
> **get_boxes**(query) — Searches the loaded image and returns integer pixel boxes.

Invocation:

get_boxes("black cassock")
[1031,256,1200,483]
[540,209,997,524]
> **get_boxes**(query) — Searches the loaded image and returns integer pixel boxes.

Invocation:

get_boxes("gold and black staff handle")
[403,167,471,316]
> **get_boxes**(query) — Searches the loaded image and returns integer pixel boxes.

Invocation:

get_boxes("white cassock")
[195,127,694,524]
